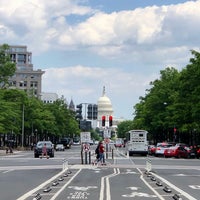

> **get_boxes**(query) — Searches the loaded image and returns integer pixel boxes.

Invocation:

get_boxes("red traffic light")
[109,115,113,126]
[102,116,106,126]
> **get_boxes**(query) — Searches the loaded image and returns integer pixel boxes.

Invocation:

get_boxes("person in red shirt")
[98,142,105,164]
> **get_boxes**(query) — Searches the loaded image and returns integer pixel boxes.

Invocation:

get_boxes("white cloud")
[42,65,155,119]
[0,0,200,118]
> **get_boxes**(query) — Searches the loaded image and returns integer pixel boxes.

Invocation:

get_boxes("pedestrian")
[93,142,100,165]
[98,141,105,165]
[42,143,47,157]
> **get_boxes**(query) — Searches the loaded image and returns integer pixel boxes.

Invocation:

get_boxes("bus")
[125,130,148,156]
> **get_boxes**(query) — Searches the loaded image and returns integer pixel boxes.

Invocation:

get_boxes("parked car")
[164,146,188,158]
[184,146,196,158]
[114,140,123,148]
[196,148,200,158]
[55,144,65,151]
[60,137,73,149]
[34,141,54,158]
[73,137,80,145]
[148,145,156,155]
[155,143,173,157]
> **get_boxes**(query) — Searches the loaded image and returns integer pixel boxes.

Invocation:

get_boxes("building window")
[30,81,37,88]
[19,81,27,87]
[18,54,26,64]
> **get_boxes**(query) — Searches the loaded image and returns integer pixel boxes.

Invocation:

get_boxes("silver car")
[155,143,173,156]
[55,144,65,151]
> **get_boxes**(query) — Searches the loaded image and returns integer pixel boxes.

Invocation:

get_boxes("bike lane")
[55,166,163,200]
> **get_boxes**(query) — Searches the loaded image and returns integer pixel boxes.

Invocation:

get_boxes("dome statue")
[97,86,113,123]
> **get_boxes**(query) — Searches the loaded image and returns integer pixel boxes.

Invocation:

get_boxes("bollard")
[33,193,41,200]
[173,194,182,200]
[81,150,83,164]
[112,148,114,159]
[43,186,51,192]
[62,158,68,170]
[85,151,87,164]
[89,151,91,164]
[106,144,109,159]
[146,157,152,172]
[163,186,172,193]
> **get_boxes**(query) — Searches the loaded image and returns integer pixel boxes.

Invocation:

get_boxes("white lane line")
[137,168,165,200]
[16,168,70,200]
[151,171,197,200]
[99,168,120,200]
[50,169,82,200]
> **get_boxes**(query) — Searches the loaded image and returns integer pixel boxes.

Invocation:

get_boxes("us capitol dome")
[97,86,113,127]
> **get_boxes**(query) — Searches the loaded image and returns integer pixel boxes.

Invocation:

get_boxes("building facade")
[7,45,45,98]
[40,92,58,103]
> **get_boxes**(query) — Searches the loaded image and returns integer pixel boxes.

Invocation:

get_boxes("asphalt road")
[0,145,200,200]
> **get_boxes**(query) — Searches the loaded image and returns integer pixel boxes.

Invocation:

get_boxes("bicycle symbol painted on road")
[122,186,157,198]
[67,186,98,199]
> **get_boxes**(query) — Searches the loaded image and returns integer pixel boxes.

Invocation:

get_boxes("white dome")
[97,95,113,112]
[97,86,113,116]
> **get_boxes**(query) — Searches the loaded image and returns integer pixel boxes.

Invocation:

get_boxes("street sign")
[80,132,91,143]
[104,128,111,138]
[104,138,110,144]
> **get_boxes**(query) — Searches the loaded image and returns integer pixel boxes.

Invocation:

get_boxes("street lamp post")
[22,104,24,148]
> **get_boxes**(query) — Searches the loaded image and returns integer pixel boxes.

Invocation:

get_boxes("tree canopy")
[0,44,16,88]
[117,50,200,145]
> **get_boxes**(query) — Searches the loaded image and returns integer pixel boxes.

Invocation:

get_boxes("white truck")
[126,130,148,156]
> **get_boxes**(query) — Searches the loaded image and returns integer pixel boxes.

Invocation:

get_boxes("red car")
[114,140,123,148]
[164,146,189,158]
[197,148,200,159]
[148,145,156,155]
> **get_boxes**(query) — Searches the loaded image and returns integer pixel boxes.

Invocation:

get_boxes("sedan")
[55,144,65,151]
[197,148,200,158]
[114,140,123,148]
[155,143,173,157]
[34,141,54,158]
[164,146,189,158]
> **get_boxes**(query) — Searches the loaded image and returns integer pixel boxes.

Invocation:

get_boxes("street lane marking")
[16,167,71,200]
[151,171,198,200]
[137,168,165,200]
[99,168,120,200]
[50,169,81,200]
[189,185,200,189]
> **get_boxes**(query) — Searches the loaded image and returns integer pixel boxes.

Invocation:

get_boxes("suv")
[34,141,54,158]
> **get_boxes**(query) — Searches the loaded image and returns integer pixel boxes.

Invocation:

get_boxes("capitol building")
[97,86,114,128]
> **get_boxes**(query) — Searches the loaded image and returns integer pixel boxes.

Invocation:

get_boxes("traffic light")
[109,115,113,127]
[87,104,98,120]
[76,104,82,120]
[87,104,93,119]
[93,104,98,119]
[102,116,106,126]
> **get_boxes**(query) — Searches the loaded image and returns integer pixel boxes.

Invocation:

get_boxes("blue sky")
[0,0,199,120]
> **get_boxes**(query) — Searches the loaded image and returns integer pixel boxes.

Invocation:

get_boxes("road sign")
[104,138,110,144]
[83,143,90,152]
[81,132,91,143]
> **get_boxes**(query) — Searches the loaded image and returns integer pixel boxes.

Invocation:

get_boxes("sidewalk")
[0,149,21,156]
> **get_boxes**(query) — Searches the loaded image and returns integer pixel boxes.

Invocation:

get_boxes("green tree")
[176,50,200,143]
[0,44,16,88]
[0,89,28,138]
[133,67,180,143]
[117,120,135,139]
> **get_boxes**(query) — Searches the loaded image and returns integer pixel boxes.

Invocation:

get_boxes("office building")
[7,45,45,98]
